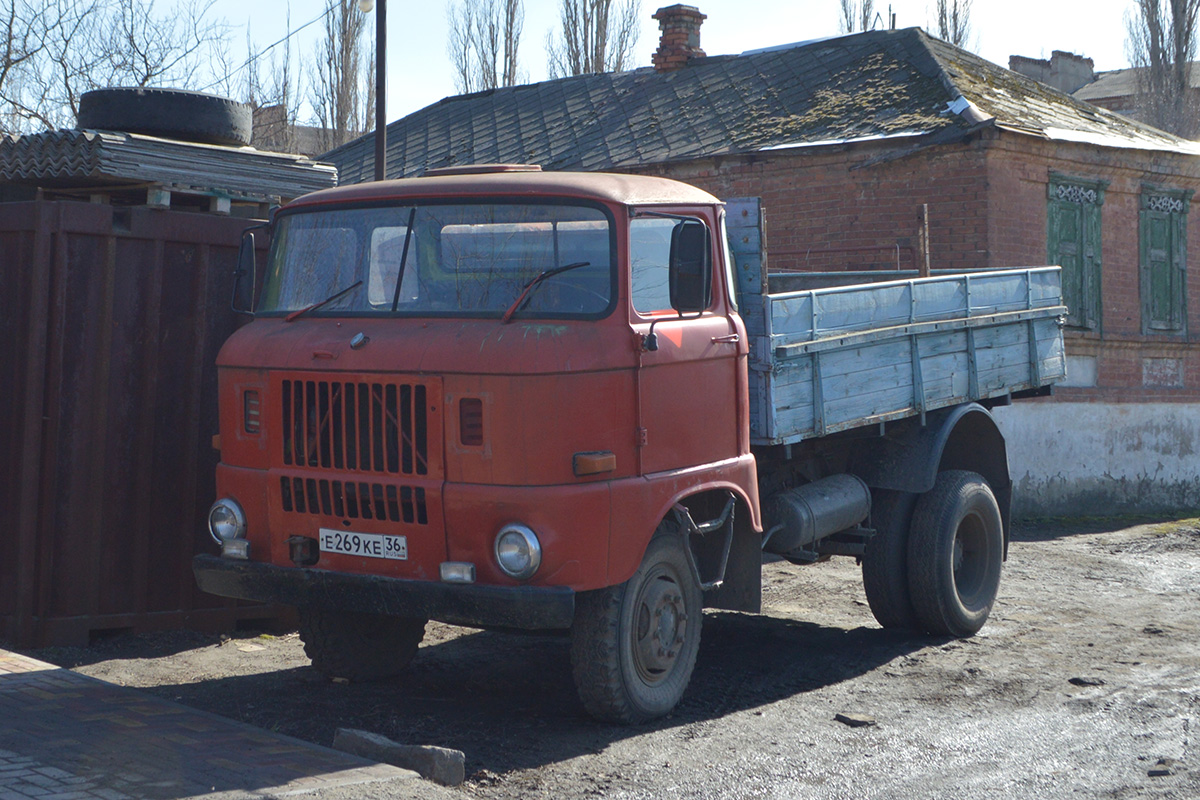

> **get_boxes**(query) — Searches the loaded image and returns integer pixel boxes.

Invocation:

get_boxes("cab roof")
[286,168,721,210]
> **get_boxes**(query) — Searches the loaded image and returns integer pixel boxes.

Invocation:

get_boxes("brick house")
[326,6,1200,516]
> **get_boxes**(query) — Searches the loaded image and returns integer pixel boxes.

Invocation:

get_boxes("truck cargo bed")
[726,199,1067,447]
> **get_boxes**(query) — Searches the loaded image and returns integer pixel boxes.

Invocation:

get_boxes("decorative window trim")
[1048,173,1108,206]
[1140,183,1192,215]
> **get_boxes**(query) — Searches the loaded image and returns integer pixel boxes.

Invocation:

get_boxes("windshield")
[258,202,614,318]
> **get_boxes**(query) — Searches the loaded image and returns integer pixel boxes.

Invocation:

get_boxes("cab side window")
[633,216,717,315]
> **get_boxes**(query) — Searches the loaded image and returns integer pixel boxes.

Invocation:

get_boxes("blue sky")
[203,0,1136,124]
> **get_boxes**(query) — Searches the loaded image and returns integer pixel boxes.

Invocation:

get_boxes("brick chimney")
[652,5,706,72]
[1008,51,1095,94]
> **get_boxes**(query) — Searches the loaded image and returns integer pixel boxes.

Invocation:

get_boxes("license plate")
[318,528,407,560]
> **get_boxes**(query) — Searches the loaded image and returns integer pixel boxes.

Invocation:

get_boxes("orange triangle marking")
[659,326,683,347]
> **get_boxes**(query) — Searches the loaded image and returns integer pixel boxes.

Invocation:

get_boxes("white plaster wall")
[992,402,1200,518]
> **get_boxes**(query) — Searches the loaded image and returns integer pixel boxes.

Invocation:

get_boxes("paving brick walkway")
[0,650,461,800]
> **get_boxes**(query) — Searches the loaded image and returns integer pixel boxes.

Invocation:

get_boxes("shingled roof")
[326,26,1199,184]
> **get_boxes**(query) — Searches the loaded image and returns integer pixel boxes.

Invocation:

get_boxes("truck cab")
[196,167,762,721]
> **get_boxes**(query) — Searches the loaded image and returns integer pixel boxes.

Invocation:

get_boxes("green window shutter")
[1049,201,1083,326]
[1139,188,1190,335]
[1048,177,1105,330]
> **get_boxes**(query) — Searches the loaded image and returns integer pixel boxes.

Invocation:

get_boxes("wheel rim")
[953,511,990,608]
[632,565,689,685]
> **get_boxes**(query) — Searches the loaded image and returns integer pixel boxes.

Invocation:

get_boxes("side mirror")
[668,218,712,314]
[232,224,268,314]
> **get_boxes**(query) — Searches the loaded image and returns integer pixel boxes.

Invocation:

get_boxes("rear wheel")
[298,609,426,681]
[906,471,1003,637]
[570,532,702,723]
[861,489,918,629]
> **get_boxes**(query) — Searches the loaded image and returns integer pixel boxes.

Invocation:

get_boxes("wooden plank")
[1028,268,1063,307]
[725,196,766,310]
[966,271,1034,314]
[966,328,979,399]
[774,401,816,441]
[812,283,913,335]
[819,340,913,401]
[910,334,925,418]
[772,300,1066,359]
[914,330,968,358]
[769,294,814,344]
[11,205,55,644]
[919,351,971,405]
[824,381,916,428]
[769,361,814,406]
[911,277,968,322]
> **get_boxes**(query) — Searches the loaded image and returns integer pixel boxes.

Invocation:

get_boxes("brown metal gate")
[0,200,287,647]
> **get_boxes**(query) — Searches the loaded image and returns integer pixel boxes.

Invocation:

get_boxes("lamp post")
[358,0,386,181]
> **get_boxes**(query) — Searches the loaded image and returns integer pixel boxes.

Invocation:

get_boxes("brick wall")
[632,137,991,273]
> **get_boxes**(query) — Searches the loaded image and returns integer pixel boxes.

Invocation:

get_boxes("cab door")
[629,213,741,475]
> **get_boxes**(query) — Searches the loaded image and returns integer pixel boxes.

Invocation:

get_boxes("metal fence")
[1,201,287,647]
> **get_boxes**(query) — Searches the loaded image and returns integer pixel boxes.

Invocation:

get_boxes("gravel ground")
[22,517,1200,800]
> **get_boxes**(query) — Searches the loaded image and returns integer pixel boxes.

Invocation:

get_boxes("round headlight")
[208,498,247,544]
[494,524,542,580]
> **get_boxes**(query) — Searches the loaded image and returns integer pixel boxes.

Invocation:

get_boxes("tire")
[77,87,252,146]
[906,471,1004,637]
[570,533,702,723]
[297,609,426,682]
[861,489,919,629]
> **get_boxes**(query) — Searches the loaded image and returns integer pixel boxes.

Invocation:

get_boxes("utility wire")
[198,3,336,92]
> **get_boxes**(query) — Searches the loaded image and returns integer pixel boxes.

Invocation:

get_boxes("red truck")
[194,166,1065,722]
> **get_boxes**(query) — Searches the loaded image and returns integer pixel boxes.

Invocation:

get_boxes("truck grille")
[281,379,429,476]
[279,476,428,524]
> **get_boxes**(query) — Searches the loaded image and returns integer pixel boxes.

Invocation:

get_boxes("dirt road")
[25,518,1200,799]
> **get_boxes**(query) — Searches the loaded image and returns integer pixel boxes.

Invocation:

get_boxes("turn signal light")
[573,451,616,476]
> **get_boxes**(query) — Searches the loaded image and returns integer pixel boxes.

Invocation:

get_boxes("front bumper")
[193,554,575,630]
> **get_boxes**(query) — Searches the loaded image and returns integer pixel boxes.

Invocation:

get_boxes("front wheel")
[906,470,1004,637]
[570,533,702,723]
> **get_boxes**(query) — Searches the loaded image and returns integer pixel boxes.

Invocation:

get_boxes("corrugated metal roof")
[325,27,1199,183]
[0,128,337,203]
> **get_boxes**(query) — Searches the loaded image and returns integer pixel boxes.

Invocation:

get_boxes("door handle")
[711,333,740,344]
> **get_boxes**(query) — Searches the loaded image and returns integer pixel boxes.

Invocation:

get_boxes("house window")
[1139,187,1190,334]
[1047,176,1106,329]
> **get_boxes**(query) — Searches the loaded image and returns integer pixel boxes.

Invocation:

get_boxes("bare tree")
[0,0,49,131]
[244,17,303,153]
[97,0,230,88]
[308,0,374,152]
[1127,0,1200,137]
[935,0,973,48]
[447,0,524,93]
[839,0,876,33]
[545,0,639,78]
[1,0,233,133]
[1,0,103,131]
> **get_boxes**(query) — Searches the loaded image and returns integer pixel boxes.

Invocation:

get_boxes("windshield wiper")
[500,261,590,324]
[285,280,363,322]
